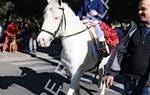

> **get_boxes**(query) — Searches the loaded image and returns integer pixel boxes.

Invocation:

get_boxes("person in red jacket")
[2,21,19,53]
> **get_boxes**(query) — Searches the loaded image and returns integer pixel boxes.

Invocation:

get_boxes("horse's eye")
[54,17,58,19]
[49,7,52,10]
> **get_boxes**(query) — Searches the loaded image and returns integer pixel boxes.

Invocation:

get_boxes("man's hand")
[105,75,114,88]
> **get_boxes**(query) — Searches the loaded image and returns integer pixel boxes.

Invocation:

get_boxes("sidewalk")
[0,51,57,76]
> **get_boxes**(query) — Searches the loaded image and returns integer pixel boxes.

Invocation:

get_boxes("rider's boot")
[97,41,109,57]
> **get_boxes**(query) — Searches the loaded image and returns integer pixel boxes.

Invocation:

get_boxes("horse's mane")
[43,2,86,33]
[62,3,86,31]
[44,2,80,20]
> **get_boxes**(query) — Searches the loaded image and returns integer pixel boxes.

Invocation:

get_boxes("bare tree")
[0,1,15,15]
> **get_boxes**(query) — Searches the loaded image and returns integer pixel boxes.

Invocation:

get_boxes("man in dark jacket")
[105,0,150,95]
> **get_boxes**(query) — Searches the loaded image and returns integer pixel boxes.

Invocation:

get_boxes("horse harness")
[41,7,66,39]
[41,6,103,67]
[40,5,105,84]
[41,7,96,39]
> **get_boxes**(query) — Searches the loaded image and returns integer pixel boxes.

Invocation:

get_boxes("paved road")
[0,41,124,95]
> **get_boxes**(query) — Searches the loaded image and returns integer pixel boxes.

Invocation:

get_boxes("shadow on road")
[37,39,62,60]
[0,67,68,95]
[16,39,62,60]
[0,67,99,95]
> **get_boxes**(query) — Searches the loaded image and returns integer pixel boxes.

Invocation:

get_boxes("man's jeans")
[142,87,150,95]
[123,75,139,95]
[123,75,150,95]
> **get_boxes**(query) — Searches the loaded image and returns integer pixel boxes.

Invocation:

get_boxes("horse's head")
[37,0,64,47]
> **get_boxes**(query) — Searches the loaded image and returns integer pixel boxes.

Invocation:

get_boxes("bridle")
[41,7,66,38]
[41,6,93,39]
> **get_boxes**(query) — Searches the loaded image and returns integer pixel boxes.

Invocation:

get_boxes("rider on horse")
[77,0,108,56]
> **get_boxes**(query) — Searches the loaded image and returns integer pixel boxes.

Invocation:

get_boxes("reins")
[59,26,92,39]
[41,7,65,38]
[41,6,99,39]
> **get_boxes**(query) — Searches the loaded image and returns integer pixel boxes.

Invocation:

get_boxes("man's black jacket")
[105,21,150,80]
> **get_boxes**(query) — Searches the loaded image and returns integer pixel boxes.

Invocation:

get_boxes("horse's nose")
[37,38,46,47]
[37,39,41,47]
[37,41,41,47]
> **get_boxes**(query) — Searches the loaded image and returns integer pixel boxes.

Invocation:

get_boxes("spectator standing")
[111,20,124,41]
[2,20,19,53]
[18,18,34,52]
[0,23,2,39]
[29,17,40,54]
[21,18,31,52]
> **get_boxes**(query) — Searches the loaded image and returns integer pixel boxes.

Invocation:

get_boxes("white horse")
[37,0,110,95]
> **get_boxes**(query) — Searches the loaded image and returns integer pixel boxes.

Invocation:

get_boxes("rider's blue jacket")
[77,0,104,20]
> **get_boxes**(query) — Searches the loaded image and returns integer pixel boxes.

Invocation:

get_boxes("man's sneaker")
[97,41,109,57]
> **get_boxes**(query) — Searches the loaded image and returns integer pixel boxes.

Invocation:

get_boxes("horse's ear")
[47,0,56,3]
[47,0,50,3]
[58,0,62,6]
[47,0,62,5]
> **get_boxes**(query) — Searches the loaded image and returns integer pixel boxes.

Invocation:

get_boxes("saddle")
[82,19,100,45]
[99,21,119,50]
[88,21,119,49]
[83,20,108,55]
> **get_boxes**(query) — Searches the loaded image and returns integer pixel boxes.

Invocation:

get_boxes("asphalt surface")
[0,41,124,95]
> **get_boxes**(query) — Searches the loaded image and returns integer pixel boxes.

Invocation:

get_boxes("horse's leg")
[75,85,80,95]
[66,67,84,95]
[98,67,106,95]
[99,55,111,69]
[98,55,110,95]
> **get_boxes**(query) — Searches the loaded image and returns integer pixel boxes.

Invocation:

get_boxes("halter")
[41,7,66,38]
[41,7,93,39]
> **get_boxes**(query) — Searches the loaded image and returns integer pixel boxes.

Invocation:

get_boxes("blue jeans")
[123,74,150,95]
[86,14,104,40]
[29,37,37,52]
[123,75,139,95]
[142,87,150,95]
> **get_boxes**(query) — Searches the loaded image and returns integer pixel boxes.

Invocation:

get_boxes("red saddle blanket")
[100,21,118,49]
